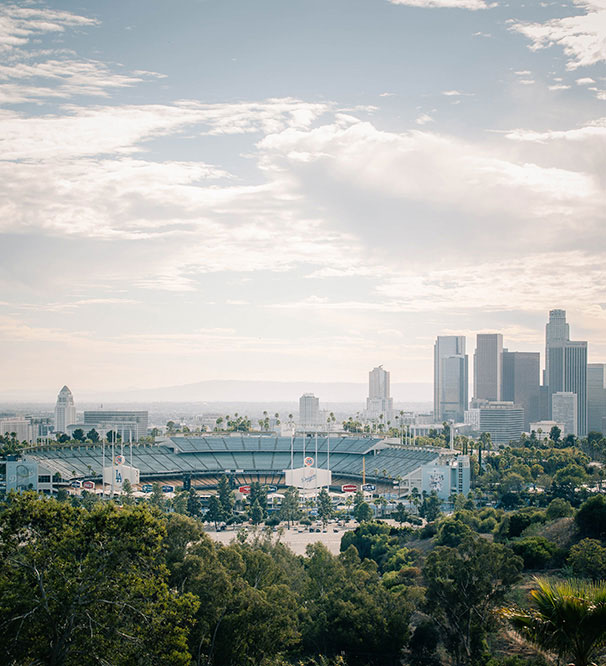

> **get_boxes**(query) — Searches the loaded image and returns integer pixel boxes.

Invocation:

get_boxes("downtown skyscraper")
[366,365,393,420]
[544,309,587,437]
[434,336,468,422]
[473,333,503,402]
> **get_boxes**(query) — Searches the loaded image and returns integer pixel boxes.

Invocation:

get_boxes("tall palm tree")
[504,577,606,666]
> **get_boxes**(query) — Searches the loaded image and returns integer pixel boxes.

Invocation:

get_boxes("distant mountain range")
[1,380,432,405]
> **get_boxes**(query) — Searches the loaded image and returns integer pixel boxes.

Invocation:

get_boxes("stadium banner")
[284,467,332,490]
[102,463,140,490]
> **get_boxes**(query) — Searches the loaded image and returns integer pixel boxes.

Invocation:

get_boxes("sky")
[1,0,606,398]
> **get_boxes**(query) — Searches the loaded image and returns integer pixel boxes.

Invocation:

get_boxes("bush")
[576,495,606,539]
[568,538,606,580]
[510,537,557,570]
[546,498,573,521]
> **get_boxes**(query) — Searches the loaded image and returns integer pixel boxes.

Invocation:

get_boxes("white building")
[0,418,37,443]
[366,365,394,421]
[529,420,566,441]
[55,385,76,434]
[465,401,524,444]
[299,394,320,429]
[83,410,148,441]
[551,391,578,436]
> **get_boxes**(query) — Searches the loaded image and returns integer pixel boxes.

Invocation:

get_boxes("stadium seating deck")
[25,437,441,485]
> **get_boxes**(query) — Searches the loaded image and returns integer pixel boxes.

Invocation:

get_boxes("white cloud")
[548,83,571,90]
[0,5,97,53]
[415,112,434,125]
[577,76,596,84]
[388,0,490,9]
[511,0,606,70]
[0,99,331,161]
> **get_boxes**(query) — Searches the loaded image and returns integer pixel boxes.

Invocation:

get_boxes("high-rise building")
[366,365,393,420]
[502,351,540,430]
[298,394,320,429]
[54,385,76,433]
[464,401,524,444]
[474,334,503,402]
[552,392,578,436]
[434,336,468,422]
[544,310,587,436]
[83,410,148,441]
[588,363,606,434]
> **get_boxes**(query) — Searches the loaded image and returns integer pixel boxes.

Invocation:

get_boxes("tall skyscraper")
[54,385,76,433]
[299,393,320,429]
[544,310,587,436]
[366,365,393,420]
[434,336,468,422]
[552,392,578,436]
[588,363,606,433]
[474,334,503,401]
[502,351,540,430]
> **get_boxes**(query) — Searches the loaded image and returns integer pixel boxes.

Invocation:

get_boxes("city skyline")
[2,1,606,395]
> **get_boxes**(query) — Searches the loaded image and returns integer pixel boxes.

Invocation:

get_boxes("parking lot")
[205,522,357,555]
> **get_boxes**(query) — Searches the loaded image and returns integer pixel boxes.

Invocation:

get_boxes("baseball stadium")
[18,434,470,498]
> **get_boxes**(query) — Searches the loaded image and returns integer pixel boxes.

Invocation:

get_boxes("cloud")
[388,0,490,9]
[257,117,601,262]
[0,99,331,161]
[577,76,596,84]
[511,0,606,70]
[415,112,434,125]
[0,59,163,104]
[0,5,97,53]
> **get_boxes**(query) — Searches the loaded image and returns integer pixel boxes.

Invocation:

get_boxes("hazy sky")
[1,0,606,396]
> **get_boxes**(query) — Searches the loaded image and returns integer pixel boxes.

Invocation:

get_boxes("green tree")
[505,578,606,666]
[149,481,165,509]
[420,491,442,522]
[187,488,201,518]
[423,535,523,666]
[248,481,268,518]
[302,543,411,665]
[317,488,333,527]
[550,425,561,443]
[217,475,234,521]
[354,501,373,523]
[576,494,606,539]
[279,487,301,527]
[206,495,222,529]
[72,428,85,442]
[394,502,409,524]
[568,539,606,580]
[250,498,263,525]
[122,478,135,506]
[86,428,99,443]
[0,494,197,666]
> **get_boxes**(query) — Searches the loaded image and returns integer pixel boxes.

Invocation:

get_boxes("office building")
[588,363,606,433]
[474,333,503,401]
[529,420,566,441]
[0,418,37,443]
[298,394,320,429]
[83,411,148,441]
[464,401,524,444]
[502,351,540,430]
[434,336,468,422]
[544,310,587,436]
[54,385,76,433]
[366,365,393,420]
[551,392,578,436]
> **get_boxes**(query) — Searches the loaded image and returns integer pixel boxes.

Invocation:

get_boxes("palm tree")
[504,577,606,666]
